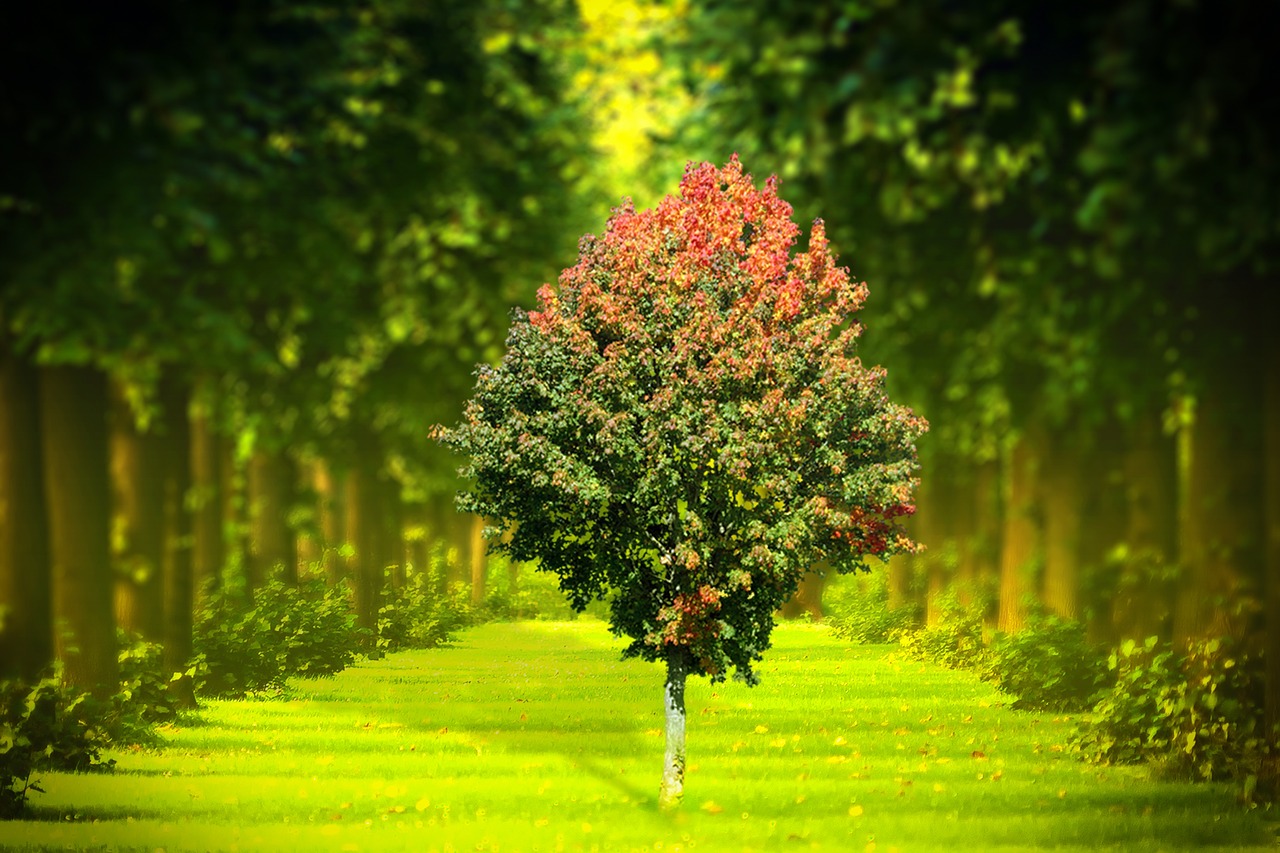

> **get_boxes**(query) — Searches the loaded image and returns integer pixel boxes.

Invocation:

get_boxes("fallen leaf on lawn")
[701,801,724,814]
[848,804,864,817]
[971,750,987,760]
[415,798,431,812]
[754,725,769,734]
[833,736,847,746]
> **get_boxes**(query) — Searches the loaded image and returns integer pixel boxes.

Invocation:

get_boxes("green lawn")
[2,620,1275,852]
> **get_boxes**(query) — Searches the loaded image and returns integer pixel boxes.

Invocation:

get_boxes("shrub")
[1,672,114,818]
[378,573,473,653]
[192,578,364,697]
[1074,635,1272,785]
[978,614,1111,711]
[825,570,922,644]
[896,590,988,671]
[109,633,181,743]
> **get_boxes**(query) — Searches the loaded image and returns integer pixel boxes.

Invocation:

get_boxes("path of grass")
[2,620,1276,852]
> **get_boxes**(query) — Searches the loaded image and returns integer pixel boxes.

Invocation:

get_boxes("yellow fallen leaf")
[833,736,847,746]
[848,804,864,817]
[415,798,431,812]
[933,783,945,793]
[754,725,769,734]
[702,801,724,814]
[770,738,788,748]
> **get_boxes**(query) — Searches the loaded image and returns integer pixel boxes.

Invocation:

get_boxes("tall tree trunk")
[1041,425,1082,621]
[1113,406,1178,641]
[247,449,297,589]
[190,390,223,606]
[345,446,383,651]
[0,344,52,681]
[220,437,249,598]
[40,364,117,697]
[658,646,689,810]
[316,460,346,587]
[469,513,486,607]
[158,376,197,708]
[108,381,165,640]
[998,430,1040,634]
[382,475,405,592]
[1174,372,1264,642]
[1265,324,1280,789]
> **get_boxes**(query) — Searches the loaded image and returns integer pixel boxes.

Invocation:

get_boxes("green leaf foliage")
[440,157,926,684]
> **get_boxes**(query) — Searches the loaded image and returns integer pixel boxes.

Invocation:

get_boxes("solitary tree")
[439,157,926,807]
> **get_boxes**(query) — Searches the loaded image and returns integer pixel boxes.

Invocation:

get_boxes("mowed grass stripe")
[2,619,1274,852]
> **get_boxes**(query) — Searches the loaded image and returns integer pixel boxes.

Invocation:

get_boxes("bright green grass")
[2,620,1276,852]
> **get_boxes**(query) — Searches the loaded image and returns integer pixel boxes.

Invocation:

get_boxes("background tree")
[440,157,926,807]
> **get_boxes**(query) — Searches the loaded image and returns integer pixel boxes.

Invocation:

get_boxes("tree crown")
[442,156,926,682]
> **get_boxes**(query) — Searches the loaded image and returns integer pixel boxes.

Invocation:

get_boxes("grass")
[3,619,1276,852]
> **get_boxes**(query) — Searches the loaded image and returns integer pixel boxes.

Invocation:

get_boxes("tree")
[440,157,926,807]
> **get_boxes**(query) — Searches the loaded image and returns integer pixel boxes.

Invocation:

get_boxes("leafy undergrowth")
[3,621,1275,852]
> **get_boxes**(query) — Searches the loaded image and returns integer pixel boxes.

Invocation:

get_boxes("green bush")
[1,672,114,818]
[978,614,1110,711]
[109,633,181,743]
[825,570,922,644]
[379,564,478,654]
[896,591,988,671]
[1073,635,1272,785]
[192,579,364,697]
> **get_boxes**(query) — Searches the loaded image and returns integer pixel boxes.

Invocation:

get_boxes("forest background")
[1,0,1277,804]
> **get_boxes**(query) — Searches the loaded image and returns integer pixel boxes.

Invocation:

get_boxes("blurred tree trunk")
[1265,328,1280,788]
[382,476,405,591]
[998,429,1041,634]
[1041,424,1082,621]
[40,364,117,697]
[108,381,165,640]
[1113,406,1178,640]
[469,513,486,607]
[315,459,346,587]
[190,386,223,606]
[247,449,297,590]
[1174,370,1264,643]
[158,375,196,708]
[0,343,52,681]
[914,469,947,626]
[220,438,248,595]
[345,442,383,651]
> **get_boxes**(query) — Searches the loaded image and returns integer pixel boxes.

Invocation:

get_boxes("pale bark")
[658,646,688,810]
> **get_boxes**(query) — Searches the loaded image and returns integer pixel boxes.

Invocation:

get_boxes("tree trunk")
[0,343,52,681]
[345,448,383,650]
[108,381,165,640]
[1265,322,1280,790]
[40,364,117,697]
[469,513,486,607]
[247,449,297,589]
[382,475,405,592]
[1113,406,1178,641]
[1174,372,1264,642]
[1041,425,1082,621]
[190,390,223,606]
[316,460,346,587]
[658,646,689,810]
[219,436,248,598]
[997,430,1040,634]
[157,376,197,708]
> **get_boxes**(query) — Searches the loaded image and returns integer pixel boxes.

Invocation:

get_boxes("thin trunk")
[317,461,346,587]
[0,344,52,681]
[247,449,297,589]
[1041,426,1081,621]
[383,476,405,591]
[220,437,248,597]
[40,364,117,697]
[108,382,165,640]
[158,376,197,708]
[997,430,1040,634]
[190,391,223,606]
[658,646,689,810]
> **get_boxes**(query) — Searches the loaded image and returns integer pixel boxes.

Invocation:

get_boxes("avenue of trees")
[668,0,1279,768]
[1,0,1277,806]
[0,0,597,697]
